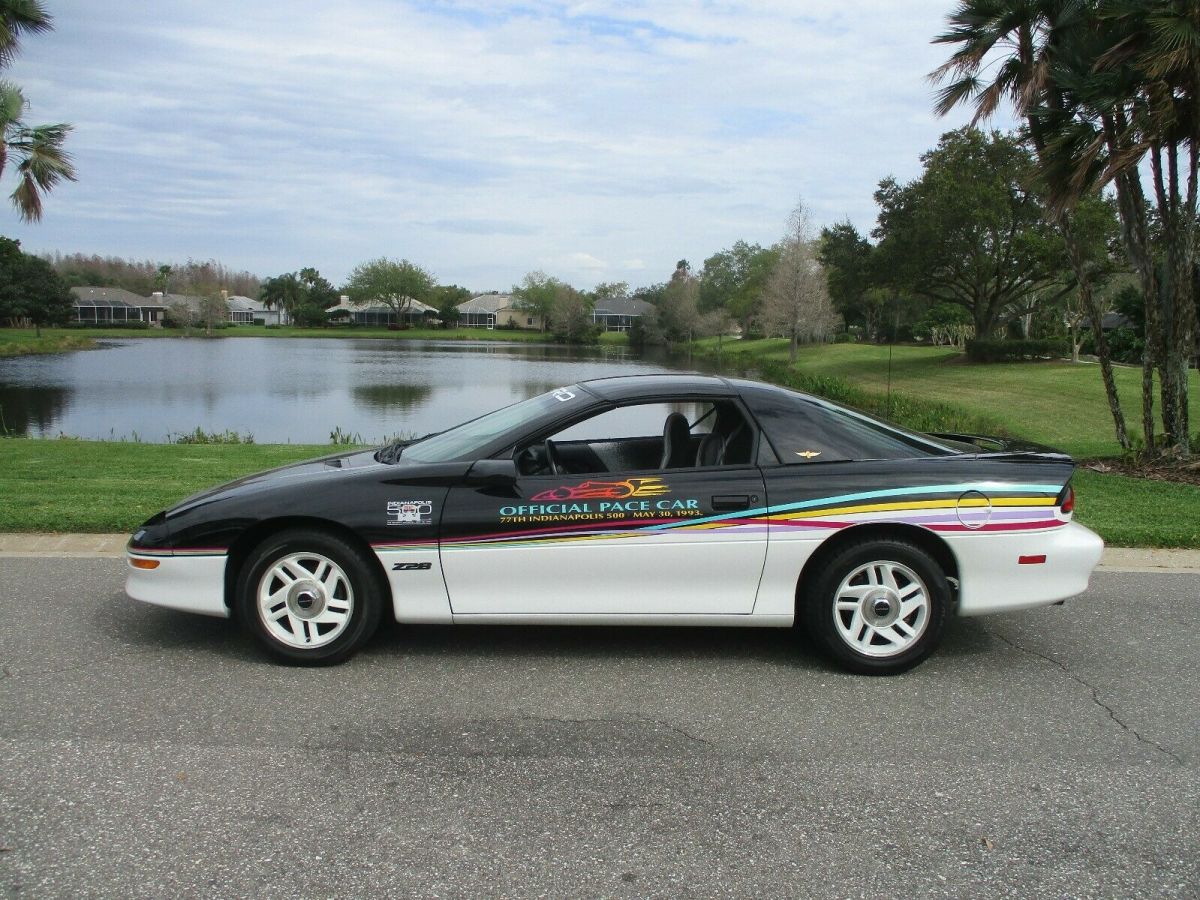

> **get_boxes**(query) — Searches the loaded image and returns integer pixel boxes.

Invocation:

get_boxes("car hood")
[167,448,380,514]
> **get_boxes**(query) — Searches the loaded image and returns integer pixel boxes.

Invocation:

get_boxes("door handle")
[712,494,753,511]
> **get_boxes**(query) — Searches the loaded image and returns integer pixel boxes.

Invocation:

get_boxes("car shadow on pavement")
[367,619,839,673]
[106,590,1004,673]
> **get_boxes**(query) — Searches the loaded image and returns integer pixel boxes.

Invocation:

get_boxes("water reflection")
[0,337,671,443]
[0,384,70,436]
[352,383,435,412]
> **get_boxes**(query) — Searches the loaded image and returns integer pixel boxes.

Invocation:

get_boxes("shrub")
[965,338,1068,363]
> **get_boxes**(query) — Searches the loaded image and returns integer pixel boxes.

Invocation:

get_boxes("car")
[125,373,1103,674]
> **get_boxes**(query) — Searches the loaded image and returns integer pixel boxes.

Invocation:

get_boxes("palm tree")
[934,1,1200,458]
[931,0,1133,451]
[0,81,74,221]
[0,1,74,222]
[0,0,52,66]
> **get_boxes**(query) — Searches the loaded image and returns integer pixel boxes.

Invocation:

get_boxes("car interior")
[515,399,755,476]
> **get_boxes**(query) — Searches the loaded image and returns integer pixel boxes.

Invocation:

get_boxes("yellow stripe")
[771,496,1054,520]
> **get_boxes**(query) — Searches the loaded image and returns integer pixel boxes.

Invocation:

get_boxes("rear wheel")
[236,529,383,665]
[802,539,949,675]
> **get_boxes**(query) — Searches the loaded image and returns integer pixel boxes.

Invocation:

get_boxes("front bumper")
[125,551,230,618]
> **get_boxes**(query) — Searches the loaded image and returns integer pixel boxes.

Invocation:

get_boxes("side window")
[515,399,754,476]
[552,402,713,444]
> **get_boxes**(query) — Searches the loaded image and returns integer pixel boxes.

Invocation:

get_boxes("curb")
[0,533,1198,573]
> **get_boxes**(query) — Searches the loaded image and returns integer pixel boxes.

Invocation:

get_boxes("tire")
[236,529,384,665]
[802,539,949,675]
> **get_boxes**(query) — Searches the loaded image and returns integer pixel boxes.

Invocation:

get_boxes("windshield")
[399,386,588,463]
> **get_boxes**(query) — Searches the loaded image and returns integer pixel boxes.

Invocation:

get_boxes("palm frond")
[0,0,52,67]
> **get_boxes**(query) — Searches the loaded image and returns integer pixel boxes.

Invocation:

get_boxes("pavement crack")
[985,627,1183,765]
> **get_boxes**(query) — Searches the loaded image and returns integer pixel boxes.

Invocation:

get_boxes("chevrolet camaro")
[125,374,1103,674]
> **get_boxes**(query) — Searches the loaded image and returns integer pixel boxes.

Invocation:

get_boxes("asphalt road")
[0,559,1196,899]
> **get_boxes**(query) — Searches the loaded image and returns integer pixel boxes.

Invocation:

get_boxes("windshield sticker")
[795,450,822,459]
[552,388,576,402]
[531,477,670,502]
[387,500,433,526]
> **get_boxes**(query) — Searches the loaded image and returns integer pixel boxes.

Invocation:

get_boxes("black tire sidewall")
[803,539,949,675]
[236,529,383,665]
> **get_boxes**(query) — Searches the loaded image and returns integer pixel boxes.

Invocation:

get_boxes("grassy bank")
[0,330,97,357]
[1,440,328,532]
[1,325,630,349]
[692,338,1200,459]
[1,438,1195,546]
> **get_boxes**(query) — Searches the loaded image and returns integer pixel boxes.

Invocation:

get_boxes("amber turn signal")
[128,557,160,570]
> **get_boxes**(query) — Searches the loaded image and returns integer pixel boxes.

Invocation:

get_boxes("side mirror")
[465,458,518,488]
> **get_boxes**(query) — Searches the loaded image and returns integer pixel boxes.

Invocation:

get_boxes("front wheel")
[236,529,384,665]
[802,539,949,675]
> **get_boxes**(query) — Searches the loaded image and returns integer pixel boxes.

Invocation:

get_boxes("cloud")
[0,0,1016,289]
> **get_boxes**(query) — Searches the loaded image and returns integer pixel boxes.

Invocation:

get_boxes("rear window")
[742,386,960,463]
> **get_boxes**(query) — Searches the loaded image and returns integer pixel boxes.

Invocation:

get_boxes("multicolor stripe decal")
[373,481,1067,552]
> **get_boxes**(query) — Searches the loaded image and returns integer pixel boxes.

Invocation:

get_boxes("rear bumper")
[946,521,1104,616]
[125,552,230,618]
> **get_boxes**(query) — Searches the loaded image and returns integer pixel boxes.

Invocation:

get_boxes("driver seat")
[660,412,692,469]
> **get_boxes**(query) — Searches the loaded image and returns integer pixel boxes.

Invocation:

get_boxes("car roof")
[577,373,735,401]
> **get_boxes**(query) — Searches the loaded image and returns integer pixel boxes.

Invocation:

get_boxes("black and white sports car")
[126,374,1103,674]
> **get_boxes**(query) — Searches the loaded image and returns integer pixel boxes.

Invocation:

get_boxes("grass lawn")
[0,440,328,533]
[0,438,1195,547]
[1072,468,1200,549]
[694,338,1200,459]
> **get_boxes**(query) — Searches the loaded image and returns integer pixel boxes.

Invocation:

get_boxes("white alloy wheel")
[256,551,355,649]
[832,560,930,658]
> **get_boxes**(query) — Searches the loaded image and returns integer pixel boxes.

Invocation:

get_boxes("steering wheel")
[544,439,563,476]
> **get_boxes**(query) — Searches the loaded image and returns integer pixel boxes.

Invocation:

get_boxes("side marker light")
[129,557,160,570]
[1018,555,1047,565]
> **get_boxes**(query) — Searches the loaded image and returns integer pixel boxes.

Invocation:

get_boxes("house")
[226,295,280,326]
[327,294,438,326]
[457,293,542,330]
[71,286,167,326]
[591,296,653,332]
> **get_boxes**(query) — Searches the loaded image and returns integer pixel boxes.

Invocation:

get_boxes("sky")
[2,0,1016,291]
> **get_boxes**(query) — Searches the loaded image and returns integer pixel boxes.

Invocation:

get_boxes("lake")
[0,337,695,443]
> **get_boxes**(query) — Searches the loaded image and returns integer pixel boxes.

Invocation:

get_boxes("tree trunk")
[1107,126,1159,451]
[789,330,798,363]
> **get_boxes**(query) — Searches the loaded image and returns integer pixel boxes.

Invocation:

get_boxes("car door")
[440,399,769,616]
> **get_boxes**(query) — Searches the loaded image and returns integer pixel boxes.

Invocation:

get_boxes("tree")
[699,241,778,335]
[931,0,1200,457]
[656,265,701,344]
[931,0,1133,451]
[343,258,434,321]
[428,284,472,327]
[154,264,172,294]
[259,268,340,326]
[872,128,1068,340]
[511,271,561,332]
[0,1,74,221]
[548,283,595,343]
[818,222,882,339]
[0,235,69,332]
[259,272,303,320]
[762,201,839,362]
[198,291,228,336]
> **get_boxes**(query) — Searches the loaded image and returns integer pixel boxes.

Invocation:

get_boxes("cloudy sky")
[2,1,1014,291]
